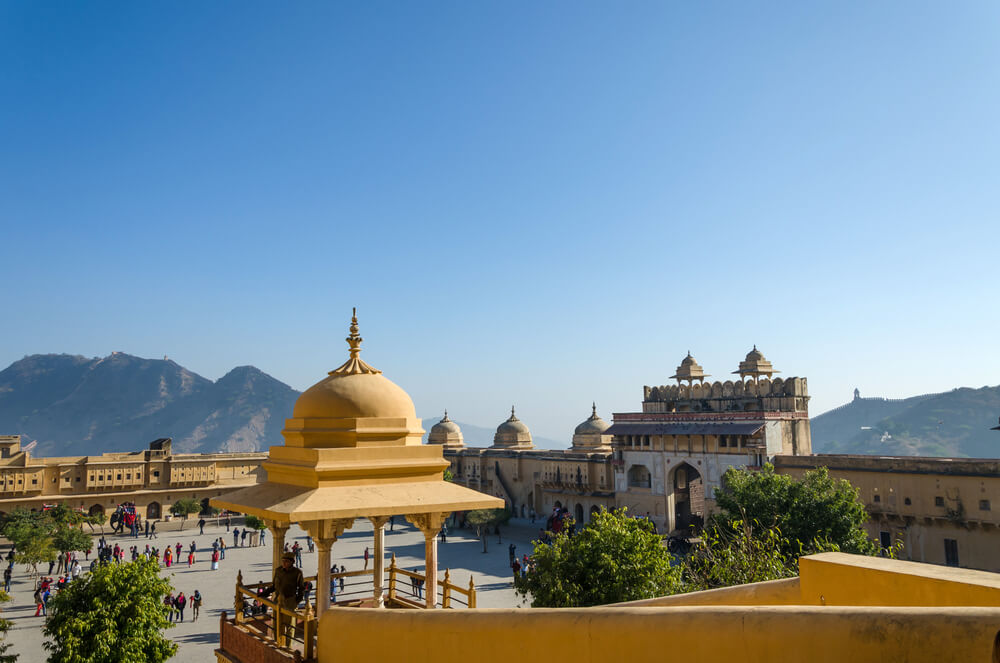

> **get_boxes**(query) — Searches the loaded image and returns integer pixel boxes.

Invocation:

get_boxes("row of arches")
[647,377,802,401]
[625,461,704,531]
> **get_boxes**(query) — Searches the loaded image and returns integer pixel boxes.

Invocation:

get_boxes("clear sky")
[1,2,999,442]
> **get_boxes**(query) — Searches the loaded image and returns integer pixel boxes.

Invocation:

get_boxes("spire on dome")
[329,308,383,376]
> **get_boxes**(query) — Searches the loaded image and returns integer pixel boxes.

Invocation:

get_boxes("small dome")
[745,346,765,361]
[574,403,610,436]
[492,407,533,448]
[427,410,464,448]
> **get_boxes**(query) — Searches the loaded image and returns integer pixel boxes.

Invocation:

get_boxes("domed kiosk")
[491,407,534,450]
[733,345,779,382]
[427,411,465,449]
[571,404,612,452]
[212,310,502,619]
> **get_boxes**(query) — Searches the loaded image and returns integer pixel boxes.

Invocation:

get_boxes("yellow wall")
[317,553,1000,663]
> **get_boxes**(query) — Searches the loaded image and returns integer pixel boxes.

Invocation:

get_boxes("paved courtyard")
[3,516,537,661]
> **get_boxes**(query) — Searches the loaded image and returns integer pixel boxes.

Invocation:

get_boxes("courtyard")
[2,515,535,661]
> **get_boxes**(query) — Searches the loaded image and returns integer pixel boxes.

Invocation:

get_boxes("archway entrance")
[672,463,703,532]
[201,497,212,514]
[88,504,104,517]
[575,503,584,524]
[147,501,161,519]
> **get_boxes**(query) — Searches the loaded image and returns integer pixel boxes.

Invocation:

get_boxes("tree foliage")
[43,557,177,663]
[0,590,16,663]
[515,508,681,607]
[1,505,92,578]
[465,508,510,552]
[243,515,267,531]
[169,499,200,528]
[683,519,803,591]
[713,464,878,556]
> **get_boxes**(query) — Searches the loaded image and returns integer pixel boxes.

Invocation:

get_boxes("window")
[64,477,70,483]
[116,474,122,480]
[879,531,891,549]
[979,500,991,511]
[76,477,81,482]
[944,539,959,567]
[137,472,141,479]
[31,479,37,485]
[126,473,131,479]
[935,496,944,507]
[153,471,160,478]
[904,497,911,505]
[873,494,881,503]
[719,435,728,448]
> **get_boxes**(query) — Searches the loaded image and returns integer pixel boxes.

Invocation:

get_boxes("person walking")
[198,518,206,535]
[211,549,220,570]
[164,593,176,622]
[175,592,187,622]
[191,590,202,621]
[219,539,226,559]
[175,542,182,559]
[151,521,157,539]
[188,550,194,567]
[3,567,11,592]
[293,542,302,567]
[273,552,304,641]
[233,528,239,548]
[363,546,370,570]
[225,515,231,531]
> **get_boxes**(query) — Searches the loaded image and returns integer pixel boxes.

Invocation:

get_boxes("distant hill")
[812,386,1000,458]
[0,353,570,457]
[0,353,300,456]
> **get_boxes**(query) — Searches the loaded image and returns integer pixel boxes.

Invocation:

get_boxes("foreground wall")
[320,606,1000,663]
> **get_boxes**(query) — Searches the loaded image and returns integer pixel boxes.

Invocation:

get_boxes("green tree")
[682,519,801,591]
[169,498,201,529]
[443,468,454,482]
[515,508,681,607]
[43,557,176,663]
[243,515,267,531]
[713,464,878,556]
[465,508,509,553]
[0,590,16,663]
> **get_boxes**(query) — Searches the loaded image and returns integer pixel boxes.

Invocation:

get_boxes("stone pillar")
[405,512,448,609]
[368,516,390,607]
[302,519,354,619]
[266,520,290,575]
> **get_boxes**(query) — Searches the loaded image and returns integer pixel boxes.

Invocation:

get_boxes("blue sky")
[1,2,999,441]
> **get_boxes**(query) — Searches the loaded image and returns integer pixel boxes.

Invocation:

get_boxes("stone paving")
[3,517,538,661]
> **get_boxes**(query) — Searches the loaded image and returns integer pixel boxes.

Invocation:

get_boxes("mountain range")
[811,386,1000,458]
[0,353,566,457]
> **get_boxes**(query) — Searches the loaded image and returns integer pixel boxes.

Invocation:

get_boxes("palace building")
[0,434,265,519]
[443,347,812,534]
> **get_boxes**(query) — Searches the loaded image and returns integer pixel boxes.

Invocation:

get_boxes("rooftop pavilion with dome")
[212,310,503,623]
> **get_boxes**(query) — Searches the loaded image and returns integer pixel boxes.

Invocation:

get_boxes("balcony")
[220,556,478,662]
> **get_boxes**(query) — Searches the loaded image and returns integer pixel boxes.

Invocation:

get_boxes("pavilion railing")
[227,561,478,660]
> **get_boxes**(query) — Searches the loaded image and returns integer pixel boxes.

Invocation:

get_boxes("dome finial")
[592,402,597,417]
[443,409,449,420]
[329,308,383,376]
[511,405,516,418]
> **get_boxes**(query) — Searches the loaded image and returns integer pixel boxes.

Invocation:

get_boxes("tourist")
[33,586,44,617]
[165,593,176,622]
[495,524,502,544]
[191,589,202,621]
[225,514,231,531]
[241,529,248,547]
[3,567,11,592]
[363,546,369,570]
[219,539,226,559]
[164,548,172,568]
[188,550,194,567]
[175,592,187,622]
[508,543,516,564]
[272,552,303,640]
[211,549,220,570]
[175,542,182,559]
[198,518,206,535]
[259,529,265,547]
[150,521,157,539]
[306,536,314,553]
[233,528,239,547]
[293,542,302,567]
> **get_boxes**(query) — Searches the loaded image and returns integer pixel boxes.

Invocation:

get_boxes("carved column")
[302,519,354,618]
[266,520,290,575]
[405,512,449,609]
[368,516,391,607]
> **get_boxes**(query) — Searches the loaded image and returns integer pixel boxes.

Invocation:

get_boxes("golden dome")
[292,309,416,420]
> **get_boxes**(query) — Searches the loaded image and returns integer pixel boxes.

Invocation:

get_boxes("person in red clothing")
[188,550,194,567]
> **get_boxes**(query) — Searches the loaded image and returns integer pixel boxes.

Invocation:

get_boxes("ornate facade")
[444,348,811,534]
[0,434,265,519]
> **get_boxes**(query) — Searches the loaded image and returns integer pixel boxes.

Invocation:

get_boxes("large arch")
[575,503,584,524]
[590,505,600,519]
[670,462,704,532]
[88,504,104,517]
[146,501,161,520]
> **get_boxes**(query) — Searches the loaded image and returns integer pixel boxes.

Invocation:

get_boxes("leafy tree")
[465,508,509,553]
[0,590,16,663]
[1,506,89,578]
[713,464,878,556]
[682,519,801,591]
[169,498,201,529]
[43,557,176,663]
[243,515,267,531]
[443,468,454,482]
[84,512,108,533]
[515,508,681,607]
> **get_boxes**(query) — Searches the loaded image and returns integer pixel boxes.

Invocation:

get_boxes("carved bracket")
[301,518,354,545]
[405,512,450,536]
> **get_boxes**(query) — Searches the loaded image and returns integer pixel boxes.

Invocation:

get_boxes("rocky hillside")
[0,353,300,456]
[812,386,1000,458]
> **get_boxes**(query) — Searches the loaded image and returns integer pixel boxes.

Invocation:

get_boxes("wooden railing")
[226,561,479,661]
